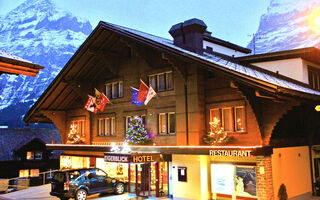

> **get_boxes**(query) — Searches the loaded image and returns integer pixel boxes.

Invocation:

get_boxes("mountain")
[0,0,92,127]
[247,0,320,54]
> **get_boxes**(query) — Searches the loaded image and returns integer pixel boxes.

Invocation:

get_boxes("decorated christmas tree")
[203,117,232,145]
[67,124,85,144]
[126,116,151,145]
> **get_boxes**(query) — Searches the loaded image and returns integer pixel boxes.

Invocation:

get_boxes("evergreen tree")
[126,116,151,145]
[67,124,85,144]
[203,117,231,145]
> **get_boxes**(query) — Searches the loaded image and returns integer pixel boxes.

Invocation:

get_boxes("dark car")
[50,168,125,200]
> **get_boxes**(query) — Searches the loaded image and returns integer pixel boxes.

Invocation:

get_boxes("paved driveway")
[0,184,131,200]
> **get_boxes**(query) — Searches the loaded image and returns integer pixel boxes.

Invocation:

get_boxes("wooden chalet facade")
[24,19,320,200]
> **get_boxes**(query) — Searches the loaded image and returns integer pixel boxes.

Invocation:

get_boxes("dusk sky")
[0,0,270,47]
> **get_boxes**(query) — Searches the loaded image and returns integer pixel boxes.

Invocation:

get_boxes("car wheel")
[75,189,87,200]
[115,182,125,195]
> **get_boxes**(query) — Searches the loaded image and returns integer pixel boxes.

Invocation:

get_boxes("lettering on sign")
[132,155,155,163]
[104,154,130,163]
[209,150,252,157]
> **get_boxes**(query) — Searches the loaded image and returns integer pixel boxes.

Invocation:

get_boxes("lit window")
[19,169,29,177]
[125,115,146,132]
[34,152,42,160]
[98,117,115,136]
[26,152,34,160]
[70,120,85,136]
[210,106,246,133]
[106,81,123,99]
[30,169,39,177]
[148,71,173,92]
[158,112,175,135]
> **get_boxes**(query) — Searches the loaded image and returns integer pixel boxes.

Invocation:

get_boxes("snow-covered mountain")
[0,0,92,127]
[248,0,320,54]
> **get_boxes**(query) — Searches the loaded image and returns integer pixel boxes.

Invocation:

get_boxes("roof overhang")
[0,55,44,76]
[237,47,320,65]
[24,22,320,124]
[47,144,273,156]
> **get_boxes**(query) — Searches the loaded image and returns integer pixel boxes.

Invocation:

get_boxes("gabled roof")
[24,21,320,123]
[0,128,61,161]
[0,51,44,76]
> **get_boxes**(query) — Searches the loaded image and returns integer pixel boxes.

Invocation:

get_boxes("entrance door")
[138,163,151,197]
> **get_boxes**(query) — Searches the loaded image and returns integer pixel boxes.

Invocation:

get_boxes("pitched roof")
[0,128,61,161]
[0,50,44,76]
[24,21,320,123]
[100,22,320,97]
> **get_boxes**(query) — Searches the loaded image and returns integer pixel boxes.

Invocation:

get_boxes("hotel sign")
[131,153,163,163]
[209,149,252,157]
[104,153,163,163]
[104,153,130,163]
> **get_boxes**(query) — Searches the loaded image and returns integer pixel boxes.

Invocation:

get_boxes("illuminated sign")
[209,149,252,157]
[132,155,155,163]
[104,154,130,163]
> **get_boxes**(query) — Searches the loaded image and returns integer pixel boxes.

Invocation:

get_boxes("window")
[19,169,29,177]
[148,71,173,92]
[308,66,320,91]
[98,117,115,136]
[210,106,246,133]
[26,151,34,160]
[34,152,42,160]
[30,169,39,177]
[158,112,176,135]
[95,169,108,180]
[125,115,146,132]
[106,81,123,99]
[70,120,85,136]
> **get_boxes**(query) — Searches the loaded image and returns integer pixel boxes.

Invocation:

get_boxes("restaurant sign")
[209,149,252,157]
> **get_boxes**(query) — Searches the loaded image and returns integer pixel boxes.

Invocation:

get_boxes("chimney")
[169,18,207,54]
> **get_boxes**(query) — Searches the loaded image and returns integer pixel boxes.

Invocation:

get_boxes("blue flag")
[131,87,144,106]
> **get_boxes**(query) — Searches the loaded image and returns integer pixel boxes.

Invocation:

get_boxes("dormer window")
[34,152,42,160]
[308,66,320,91]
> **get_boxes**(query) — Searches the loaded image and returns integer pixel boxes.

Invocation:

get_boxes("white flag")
[84,95,97,113]
[144,86,156,105]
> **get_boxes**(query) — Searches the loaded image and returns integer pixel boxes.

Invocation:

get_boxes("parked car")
[50,168,125,200]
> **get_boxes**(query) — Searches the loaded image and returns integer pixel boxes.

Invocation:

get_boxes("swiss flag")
[137,79,149,103]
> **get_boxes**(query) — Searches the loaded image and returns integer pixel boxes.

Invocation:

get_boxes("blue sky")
[0,0,270,47]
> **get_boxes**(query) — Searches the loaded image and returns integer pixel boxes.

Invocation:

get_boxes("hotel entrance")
[129,162,168,197]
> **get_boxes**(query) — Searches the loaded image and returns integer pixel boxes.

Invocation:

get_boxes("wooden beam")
[161,53,187,81]
[0,61,40,72]
[0,66,37,76]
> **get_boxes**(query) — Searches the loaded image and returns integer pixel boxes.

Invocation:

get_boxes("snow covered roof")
[100,22,320,97]
[0,50,44,76]
[0,50,32,63]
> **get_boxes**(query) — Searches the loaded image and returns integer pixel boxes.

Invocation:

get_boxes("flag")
[137,79,149,103]
[84,95,97,113]
[144,85,156,105]
[131,87,144,106]
[95,88,109,112]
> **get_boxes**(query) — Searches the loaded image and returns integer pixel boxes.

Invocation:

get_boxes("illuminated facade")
[25,19,320,199]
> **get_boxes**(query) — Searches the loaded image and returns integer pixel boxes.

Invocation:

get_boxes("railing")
[4,169,59,193]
